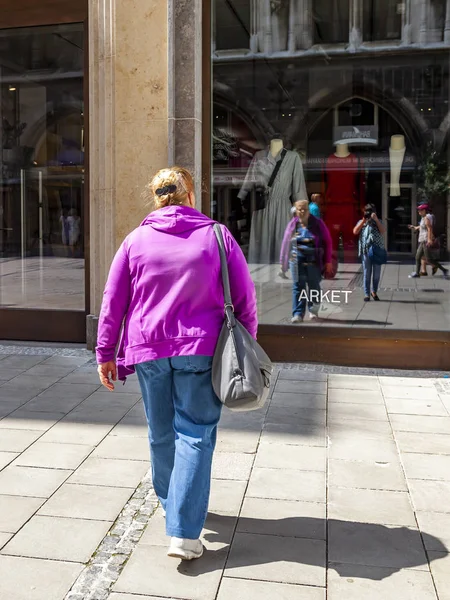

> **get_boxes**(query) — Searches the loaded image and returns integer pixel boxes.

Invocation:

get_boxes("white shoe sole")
[167,545,204,561]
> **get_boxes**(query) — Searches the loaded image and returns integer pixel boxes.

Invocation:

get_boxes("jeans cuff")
[166,527,202,540]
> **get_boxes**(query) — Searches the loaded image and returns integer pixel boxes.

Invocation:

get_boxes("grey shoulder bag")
[212,224,273,412]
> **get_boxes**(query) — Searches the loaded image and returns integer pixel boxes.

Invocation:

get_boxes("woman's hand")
[97,361,117,391]
[324,262,333,278]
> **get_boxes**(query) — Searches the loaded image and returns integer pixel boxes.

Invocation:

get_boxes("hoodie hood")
[140,205,213,234]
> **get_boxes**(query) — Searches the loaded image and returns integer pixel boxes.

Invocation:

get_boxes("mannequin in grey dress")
[238,141,307,264]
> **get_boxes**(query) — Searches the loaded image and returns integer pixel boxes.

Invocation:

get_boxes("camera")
[364,210,372,219]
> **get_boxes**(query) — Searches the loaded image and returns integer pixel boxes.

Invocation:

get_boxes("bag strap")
[213,223,236,329]
[267,149,287,189]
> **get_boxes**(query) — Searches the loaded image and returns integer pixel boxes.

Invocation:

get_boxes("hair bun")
[156,184,177,196]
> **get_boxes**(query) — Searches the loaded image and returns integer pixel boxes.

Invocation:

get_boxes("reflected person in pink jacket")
[280,200,333,323]
[96,167,257,560]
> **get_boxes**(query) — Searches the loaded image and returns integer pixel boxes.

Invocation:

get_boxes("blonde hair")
[145,166,194,209]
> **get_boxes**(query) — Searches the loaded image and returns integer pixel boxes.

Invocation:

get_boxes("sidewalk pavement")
[0,349,449,600]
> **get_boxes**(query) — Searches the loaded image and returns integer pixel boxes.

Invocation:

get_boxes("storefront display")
[212,0,450,334]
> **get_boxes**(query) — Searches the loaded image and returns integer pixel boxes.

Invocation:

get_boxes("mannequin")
[238,141,307,264]
[334,143,350,158]
[389,135,405,197]
[322,143,365,267]
[270,138,284,157]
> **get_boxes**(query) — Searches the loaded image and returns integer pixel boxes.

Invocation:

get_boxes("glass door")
[383,182,416,255]
[0,23,86,341]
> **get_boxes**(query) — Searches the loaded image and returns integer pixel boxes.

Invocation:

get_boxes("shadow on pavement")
[177,513,449,581]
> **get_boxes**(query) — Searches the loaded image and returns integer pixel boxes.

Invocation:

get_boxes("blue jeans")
[135,356,222,540]
[362,254,381,296]
[290,260,322,317]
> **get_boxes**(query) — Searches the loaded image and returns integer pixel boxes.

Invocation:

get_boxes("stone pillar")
[250,0,259,52]
[445,0,450,42]
[419,0,429,43]
[291,0,312,50]
[168,0,203,205]
[87,0,169,348]
[349,0,362,50]
[402,0,412,45]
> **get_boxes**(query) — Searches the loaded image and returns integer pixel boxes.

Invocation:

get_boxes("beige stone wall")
[89,0,169,316]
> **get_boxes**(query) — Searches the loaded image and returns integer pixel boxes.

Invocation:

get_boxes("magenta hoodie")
[96,205,258,380]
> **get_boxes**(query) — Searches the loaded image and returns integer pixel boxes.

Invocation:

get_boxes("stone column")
[168,0,203,205]
[419,0,429,43]
[402,0,412,45]
[87,0,169,348]
[250,0,259,52]
[349,0,362,50]
[445,0,450,42]
[292,0,312,50]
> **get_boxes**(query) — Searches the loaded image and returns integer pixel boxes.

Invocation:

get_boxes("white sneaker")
[167,537,204,560]
[291,315,303,324]
[161,508,166,518]
[308,312,318,321]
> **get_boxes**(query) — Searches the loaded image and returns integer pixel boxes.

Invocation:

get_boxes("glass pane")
[363,0,402,41]
[215,0,251,51]
[313,0,350,44]
[0,24,85,311]
[212,1,450,333]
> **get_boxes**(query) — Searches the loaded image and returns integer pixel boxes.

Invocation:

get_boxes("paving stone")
[114,544,228,600]
[0,367,30,381]
[261,421,326,447]
[0,532,12,549]
[416,512,450,551]
[378,376,435,388]
[38,483,133,521]
[97,377,142,395]
[275,379,327,395]
[327,564,438,600]
[22,384,99,413]
[14,442,94,470]
[238,497,326,540]
[328,488,416,526]
[212,452,254,481]
[40,421,113,445]
[209,479,247,515]
[266,405,327,427]
[381,386,439,401]
[58,370,104,385]
[255,443,326,471]
[0,465,71,497]
[64,405,130,425]
[69,457,149,488]
[0,428,42,452]
[428,552,450,600]
[0,495,45,533]
[226,532,326,587]
[328,520,428,570]
[402,453,450,481]
[328,403,388,421]
[270,392,326,410]
[0,355,47,369]
[4,375,61,393]
[0,451,19,470]
[395,431,450,455]
[390,414,450,434]
[141,509,237,551]
[247,468,326,503]
[110,595,167,600]
[91,436,149,461]
[328,375,380,390]
[328,418,393,442]
[278,370,327,382]
[328,459,407,492]
[218,578,325,600]
[328,388,384,405]
[409,479,450,513]
[2,515,112,563]
[384,397,448,417]
[0,410,64,431]
[79,391,141,411]
[41,356,91,368]
[25,365,77,379]
[216,428,260,453]
[328,439,399,463]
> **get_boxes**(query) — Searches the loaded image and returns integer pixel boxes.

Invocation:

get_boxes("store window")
[363,0,402,42]
[0,24,85,312]
[214,0,251,51]
[313,0,350,45]
[212,0,450,333]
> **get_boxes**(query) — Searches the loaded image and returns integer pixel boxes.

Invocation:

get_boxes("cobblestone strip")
[65,472,158,600]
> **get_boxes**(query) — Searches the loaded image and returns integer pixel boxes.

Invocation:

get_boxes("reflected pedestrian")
[353,204,386,301]
[280,199,333,323]
[408,203,448,279]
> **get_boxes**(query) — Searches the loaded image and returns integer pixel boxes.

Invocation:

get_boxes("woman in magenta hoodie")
[96,167,257,560]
